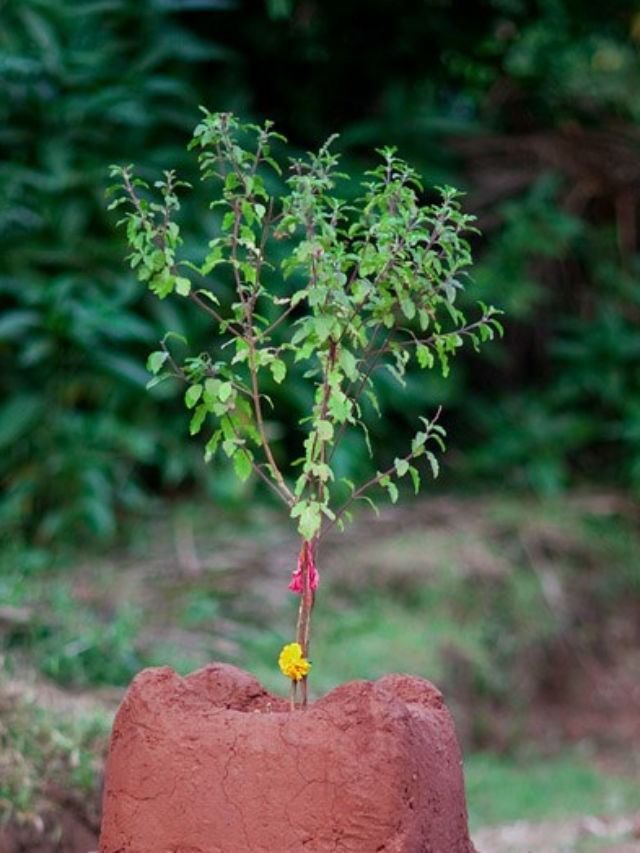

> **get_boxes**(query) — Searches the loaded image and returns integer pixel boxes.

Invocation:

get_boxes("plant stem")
[321,408,443,540]
[188,290,244,339]
[294,540,316,708]
[247,339,295,506]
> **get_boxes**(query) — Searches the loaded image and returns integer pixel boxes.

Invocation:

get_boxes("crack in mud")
[218,728,256,853]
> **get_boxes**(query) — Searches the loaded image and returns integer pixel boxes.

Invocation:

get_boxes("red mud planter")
[99,663,478,853]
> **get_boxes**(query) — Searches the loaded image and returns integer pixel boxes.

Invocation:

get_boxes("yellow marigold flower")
[278,642,311,681]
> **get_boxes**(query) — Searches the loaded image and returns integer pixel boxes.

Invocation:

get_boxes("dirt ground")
[475,815,640,853]
[1,772,638,853]
[1,495,639,852]
[2,646,638,853]
[2,799,639,853]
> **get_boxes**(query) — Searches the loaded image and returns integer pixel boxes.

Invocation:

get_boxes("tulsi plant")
[107,110,503,707]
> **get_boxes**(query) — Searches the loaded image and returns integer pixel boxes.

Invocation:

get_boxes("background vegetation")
[3,0,640,542]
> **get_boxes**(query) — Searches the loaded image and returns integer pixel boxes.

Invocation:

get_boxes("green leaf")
[291,500,322,540]
[394,457,409,477]
[220,416,235,441]
[233,451,253,482]
[435,344,450,378]
[409,465,421,494]
[164,331,188,347]
[294,473,307,497]
[300,503,322,539]
[379,475,399,504]
[357,494,380,516]
[185,384,203,409]
[195,288,220,306]
[308,462,333,482]
[327,390,353,423]
[411,431,428,455]
[364,389,381,417]
[175,277,191,296]
[316,420,334,442]
[338,348,359,381]
[149,268,174,299]
[150,249,165,271]
[491,317,505,337]
[204,431,221,462]
[418,308,431,331]
[336,511,353,531]
[218,382,233,403]
[426,451,440,478]
[222,438,237,457]
[270,359,287,384]
[400,298,416,320]
[416,344,434,369]
[232,340,251,364]
[312,315,335,344]
[147,351,168,375]
[189,405,207,436]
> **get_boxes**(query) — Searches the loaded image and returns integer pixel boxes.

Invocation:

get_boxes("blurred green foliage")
[2,0,640,543]
[465,750,640,828]
[0,0,232,541]
[0,679,109,831]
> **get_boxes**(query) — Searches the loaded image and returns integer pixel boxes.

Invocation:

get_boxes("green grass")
[465,751,640,829]
[0,569,150,687]
[0,683,112,828]
[1,492,639,835]
[3,492,638,699]
[240,589,488,697]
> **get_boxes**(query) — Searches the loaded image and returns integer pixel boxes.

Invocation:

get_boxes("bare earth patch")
[474,814,640,853]
[2,494,639,852]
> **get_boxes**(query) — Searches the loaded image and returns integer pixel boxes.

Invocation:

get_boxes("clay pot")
[99,663,478,853]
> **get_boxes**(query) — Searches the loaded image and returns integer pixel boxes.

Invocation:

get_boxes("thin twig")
[187,291,244,339]
[247,339,295,505]
[320,407,442,540]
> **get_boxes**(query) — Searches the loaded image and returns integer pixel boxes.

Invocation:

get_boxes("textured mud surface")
[99,663,476,853]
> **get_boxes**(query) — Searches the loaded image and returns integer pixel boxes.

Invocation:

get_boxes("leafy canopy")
[108,110,502,542]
